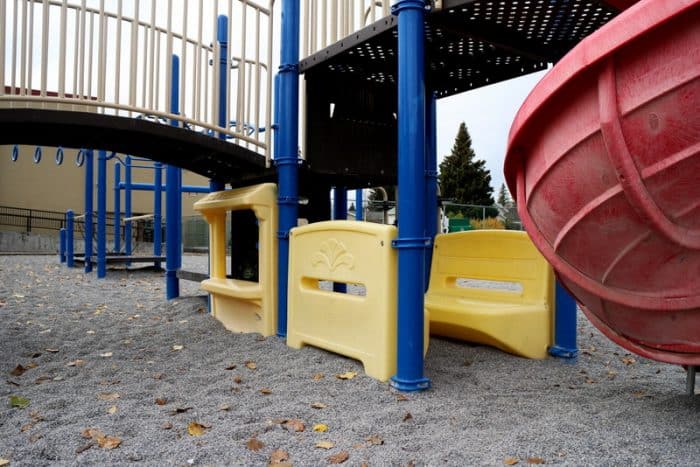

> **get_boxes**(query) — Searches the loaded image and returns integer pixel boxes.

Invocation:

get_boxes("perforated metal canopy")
[301,0,631,98]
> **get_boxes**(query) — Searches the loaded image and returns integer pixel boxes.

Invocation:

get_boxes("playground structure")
[3,0,697,392]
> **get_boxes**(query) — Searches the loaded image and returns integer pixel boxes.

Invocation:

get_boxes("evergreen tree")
[439,122,494,206]
[497,183,511,206]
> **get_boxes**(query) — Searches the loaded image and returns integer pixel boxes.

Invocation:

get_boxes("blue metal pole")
[114,162,121,254]
[549,280,579,359]
[59,228,66,263]
[125,155,133,259]
[390,0,431,391]
[355,189,364,220]
[333,187,348,293]
[84,149,94,273]
[424,92,438,291]
[66,209,74,267]
[275,0,300,337]
[153,162,163,268]
[210,15,228,193]
[97,149,107,278]
[166,54,182,300]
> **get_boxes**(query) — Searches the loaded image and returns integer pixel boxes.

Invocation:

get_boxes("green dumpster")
[448,218,472,232]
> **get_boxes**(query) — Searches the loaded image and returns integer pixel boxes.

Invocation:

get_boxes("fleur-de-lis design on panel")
[311,238,355,272]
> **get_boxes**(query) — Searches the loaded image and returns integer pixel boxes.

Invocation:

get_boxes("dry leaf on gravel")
[75,443,93,454]
[396,394,409,401]
[219,404,231,411]
[97,392,120,401]
[402,412,413,422]
[269,449,289,464]
[366,434,384,446]
[155,398,167,406]
[328,450,350,464]
[260,388,272,395]
[187,422,208,436]
[172,345,184,351]
[621,356,636,365]
[107,406,117,414]
[244,361,257,370]
[311,402,327,409]
[9,396,30,409]
[10,365,26,376]
[504,457,519,465]
[20,423,33,432]
[97,436,122,450]
[316,441,334,449]
[45,348,59,353]
[313,424,328,432]
[527,457,545,464]
[0,459,9,466]
[169,407,192,415]
[283,419,305,432]
[312,373,324,381]
[225,364,237,370]
[335,371,357,380]
[246,437,264,452]
[161,422,173,430]
[66,360,86,367]
[100,352,113,358]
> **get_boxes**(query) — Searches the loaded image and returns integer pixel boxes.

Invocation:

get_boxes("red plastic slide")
[505,0,700,365]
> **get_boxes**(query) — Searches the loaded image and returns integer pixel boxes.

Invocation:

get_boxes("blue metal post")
[275,0,300,337]
[114,162,121,254]
[125,156,133,258]
[97,149,107,278]
[333,187,348,293]
[66,209,74,267]
[355,189,364,221]
[424,93,438,291]
[390,0,431,391]
[59,228,66,263]
[153,162,163,269]
[166,54,182,300]
[84,149,94,273]
[210,15,228,193]
[549,281,579,358]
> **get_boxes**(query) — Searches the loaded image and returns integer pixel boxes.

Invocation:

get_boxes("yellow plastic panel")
[425,230,554,359]
[193,183,278,336]
[287,221,428,382]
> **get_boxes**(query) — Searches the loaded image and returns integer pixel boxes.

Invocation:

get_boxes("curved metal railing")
[0,0,274,164]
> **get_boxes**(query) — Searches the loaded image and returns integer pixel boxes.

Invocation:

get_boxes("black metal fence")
[0,205,67,233]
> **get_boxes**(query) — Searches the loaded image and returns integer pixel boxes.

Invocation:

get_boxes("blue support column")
[153,162,163,269]
[355,189,364,221]
[210,15,228,193]
[166,54,182,300]
[84,149,94,273]
[66,209,74,267]
[125,156,133,258]
[97,149,107,278]
[333,187,348,293]
[275,0,300,337]
[59,228,66,263]
[549,280,579,359]
[424,93,438,291]
[114,162,121,254]
[390,0,431,391]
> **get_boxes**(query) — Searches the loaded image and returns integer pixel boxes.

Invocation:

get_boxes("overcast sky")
[435,69,547,198]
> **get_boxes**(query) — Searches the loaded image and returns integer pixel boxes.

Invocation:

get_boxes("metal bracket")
[392,237,431,249]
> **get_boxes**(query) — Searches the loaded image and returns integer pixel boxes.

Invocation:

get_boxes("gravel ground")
[0,255,698,466]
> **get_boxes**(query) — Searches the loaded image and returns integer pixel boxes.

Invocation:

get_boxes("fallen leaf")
[313,423,328,432]
[283,419,305,432]
[504,457,519,465]
[246,437,264,451]
[621,356,636,365]
[26,362,37,369]
[219,404,231,411]
[260,388,272,395]
[75,443,93,454]
[328,450,350,464]
[29,433,42,443]
[161,422,173,430]
[155,398,167,406]
[311,402,327,409]
[233,375,243,384]
[169,407,192,415]
[172,345,184,351]
[67,360,86,367]
[402,412,413,422]
[97,392,120,401]
[269,449,289,464]
[9,396,30,409]
[527,457,545,464]
[632,390,646,398]
[97,436,122,450]
[225,364,237,370]
[34,376,50,385]
[6,380,20,387]
[100,352,113,358]
[244,361,257,370]
[335,371,357,380]
[29,411,44,422]
[366,434,384,445]
[316,441,335,449]
[45,348,59,353]
[396,394,409,401]
[20,423,33,432]
[81,428,104,439]
[187,422,208,436]
[312,373,324,381]
[10,365,27,377]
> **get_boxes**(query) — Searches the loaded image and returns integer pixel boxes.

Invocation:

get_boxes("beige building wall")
[0,144,209,217]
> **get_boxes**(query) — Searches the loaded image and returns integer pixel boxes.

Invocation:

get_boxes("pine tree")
[497,183,511,206]
[439,122,494,206]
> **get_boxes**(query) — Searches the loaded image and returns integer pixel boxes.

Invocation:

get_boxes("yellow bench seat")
[200,278,263,301]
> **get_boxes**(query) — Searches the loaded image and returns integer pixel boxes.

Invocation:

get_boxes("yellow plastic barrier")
[287,221,428,382]
[193,183,278,336]
[425,230,554,359]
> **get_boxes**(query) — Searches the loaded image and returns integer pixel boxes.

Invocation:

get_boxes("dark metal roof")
[300,0,630,98]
